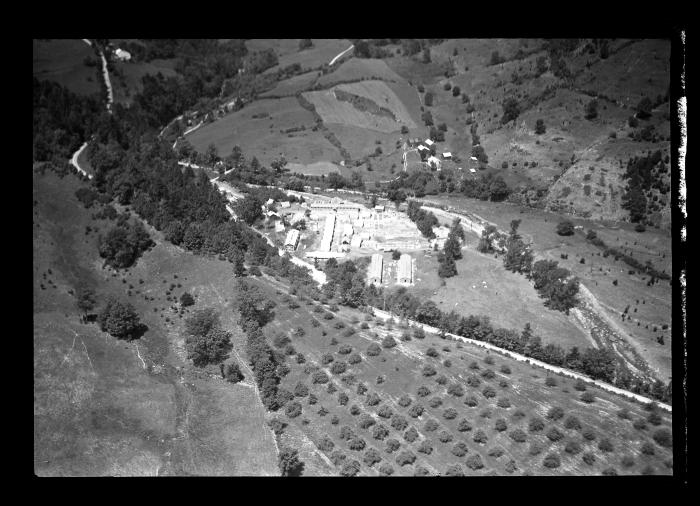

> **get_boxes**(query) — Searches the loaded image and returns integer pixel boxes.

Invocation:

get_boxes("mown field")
[34,169,280,476]
[186,97,341,166]
[33,39,101,96]
[246,274,674,476]
[303,88,403,133]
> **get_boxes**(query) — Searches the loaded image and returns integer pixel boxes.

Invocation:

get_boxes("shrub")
[366,393,381,406]
[564,416,582,430]
[543,453,561,469]
[480,408,491,419]
[582,427,596,441]
[294,382,309,397]
[418,440,433,455]
[482,386,497,398]
[529,416,545,432]
[363,447,382,467]
[426,347,439,358]
[647,411,663,426]
[497,397,511,409]
[473,429,488,444]
[641,465,655,475]
[349,405,361,416]
[598,438,614,452]
[340,426,355,441]
[327,383,337,394]
[318,436,334,452]
[443,408,458,420]
[372,423,390,441]
[403,426,419,442]
[366,343,382,356]
[445,464,464,476]
[641,441,656,455]
[546,427,564,442]
[414,465,430,476]
[481,369,496,380]
[312,371,329,384]
[556,220,575,236]
[376,375,385,384]
[381,335,397,349]
[488,446,505,458]
[443,359,451,367]
[424,419,439,432]
[467,376,481,388]
[331,415,340,425]
[545,376,557,387]
[495,418,508,432]
[285,401,302,418]
[466,454,484,470]
[377,405,393,418]
[512,409,526,420]
[308,394,318,405]
[408,404,424,418]
[469,361,480,370]
[338,392,349,406]
[349,437,366,451]
[574,378,587,391]
[429,397,442,408]
[653,428,672,448]
[398,395,412,407]
[500,365,511,375]
[330,361,347,375]
[617,408,631,420]
[464,395,479,407]
[422,365,437,377]
[565,440,582,455]
[396,450,416,467]
[416,386,431,397]
[321,353,335,365]
[547,406,565,421]
[385,439,400,453]
[509,428,527,443]
[633,418,648,431]
[621,455,635,468]
[338,344,353,355]
[529,443,543,456]
[451,441,469,457]
[602,467,618,476]
[348,353,362,365]
[447,383,465,397]
[580,391,595,403]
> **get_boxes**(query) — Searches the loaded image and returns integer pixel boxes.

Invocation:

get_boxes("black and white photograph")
[33,36,686,478]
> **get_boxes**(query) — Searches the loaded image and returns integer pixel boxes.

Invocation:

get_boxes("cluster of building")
[366,252,413,287]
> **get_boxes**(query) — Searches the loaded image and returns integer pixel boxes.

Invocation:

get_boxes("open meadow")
[33,39,101,97]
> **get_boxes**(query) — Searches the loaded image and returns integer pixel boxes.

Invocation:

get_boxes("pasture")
[260,70,320,97]
[186,97,341,166]
[263,39,353,74]
[317,58,407,87]
[34,169,280,476]
[33,39,102,96]
[250,274,673,476]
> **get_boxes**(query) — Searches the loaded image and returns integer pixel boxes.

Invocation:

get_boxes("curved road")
[329,44,354,66]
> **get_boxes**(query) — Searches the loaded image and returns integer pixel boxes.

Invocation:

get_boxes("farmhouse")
[427,155,442,170]
[284,229,300,252]
[274,221,285,233]
[442,152,452,160]
[367,253,384,286]
[469,168,477,173]
[424,139,434,146]
[114,48,131,61]
[280,201,291,209]
[397,254,413,285]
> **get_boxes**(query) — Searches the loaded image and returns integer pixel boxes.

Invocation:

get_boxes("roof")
[424,139,434,146]
[469,168,477,173]
[418,145,429,151]
[368,253,383,280]
[285,229,300,246]
[397,254,412,281]
[442,152,452,157]
[470,156,478,161]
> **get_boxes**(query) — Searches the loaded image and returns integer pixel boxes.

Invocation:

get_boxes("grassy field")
[243,274,674,476]
[186,97,341,166]
[33,39,101,96]
[317,58,406,87]
[110,58,179,105]
[416,194,672,381]
[260,70,320,97]
[262,39,353,74]
[34,170,280,476]
[337,81,419,129]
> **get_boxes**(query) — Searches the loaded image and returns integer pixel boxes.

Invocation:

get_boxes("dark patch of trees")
[98,297,145,340]
[98,217,154,269]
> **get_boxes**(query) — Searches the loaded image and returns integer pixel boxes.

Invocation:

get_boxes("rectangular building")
[368,253,384,286]
[397,254,413,285]
[320,213,336,252]
[284,229,300,252]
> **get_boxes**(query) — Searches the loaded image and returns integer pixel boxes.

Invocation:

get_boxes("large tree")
[98,297,142,340]
[278,446,304,476]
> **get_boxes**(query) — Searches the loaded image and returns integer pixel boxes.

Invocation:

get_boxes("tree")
[422,47,431,64]
[234,195,263,225]
[424,92,433,107]
[556,220,575,236]
[185,308,220,337]
[186,327,232,367]
[278,446,304,476]
[76,287,97,316]
[224,362,244,383]
[236,280,276,328]
[585,99,598,120]
[636,97,653,119]
[98,297,142,340]
[535,119,546,135]
[452,86,461,97]
[205,143,219,166]
[501,98,520,124]
[180,292,195,307]
[299,39,313,51]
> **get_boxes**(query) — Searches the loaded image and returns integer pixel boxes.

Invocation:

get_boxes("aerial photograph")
[34,37,683,477]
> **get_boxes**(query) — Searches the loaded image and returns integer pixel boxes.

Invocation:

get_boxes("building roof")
[424,139,434,146]
[417,145,429,151]
[397,254,412,281]
[285,229,300,247]
[368,253,383,281]
[469,168,477,173]
[442,152,452,158]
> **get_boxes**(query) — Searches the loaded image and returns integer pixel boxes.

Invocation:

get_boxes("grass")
[260,70,320,97]
[187,96,341,166]
[261,39,353,74]
[33,39,102,96]
[317,58,407,87]
[250,272,673,476]
[34,169,280,476]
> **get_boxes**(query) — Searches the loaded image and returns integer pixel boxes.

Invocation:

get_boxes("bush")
[422,364,437,377]
[653,428,672,448]
[447,383,465,397]
[418,440,433,455]
[294,382,309,397]
[366,343,382,356]
[416,386,431,397]
[312,371,329,384]
[408,404,424,418]
[633,418,648,431]
[481,369,496,380]
[497,397,511,409]
[582,427,596,441]
[641,441,656,455]
[529,442,543,456]
[404,426,419,442]
[647,411,663,426]
[350,404,361,415]
[509,428,527,443]
[529,416,545,432]
[451,441,469,457]
[574,379,587,391]
[377,405,393,418]
[338,344,353,355]
[363,448,382,467]
[443,408,458,420]
[426,347,439,358]
[468,361,480,370]
[338,392,349,406]
[617,408,631,420]
[429,397,442,408]
[464,395,478,407]
[488,446,505,458]
[398,395,412,407]
[564,416,582,430]
[546,427,564,442]
[545,376,557,387]
[500,365,511,375]
[330,361,347,375]
[473,429,488,444]
[482,386,497,398]
[382,336,397,348]
[466,454,484,470]
[565,440,582,455]
[285,401,302,418]
[467,375,481,388]
[396,450,416,467]
[349,437,366,451]
[598,438,614,452]
[580,391,595,403]
[424,419,439,432]
[321,353,335,365]
[542,453,561,469]
[385,439,400,454]
[547,406,565,421]
[556,220,575,236]
[339,426,355,441]
[602,467,618,476]
[317,436,334,452]
[621,455,635,468]
[494,418,508,432]
[372,424,390,441]
[340,459,361,477]
[366,392,381,406]
[331,415,340,425]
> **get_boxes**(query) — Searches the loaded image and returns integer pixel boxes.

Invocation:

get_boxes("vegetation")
[98,297,143,341]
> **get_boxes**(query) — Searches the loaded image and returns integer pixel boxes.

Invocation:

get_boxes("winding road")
[329,45,354,66]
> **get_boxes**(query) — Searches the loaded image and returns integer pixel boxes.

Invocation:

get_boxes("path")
[70,141,92,179]
[329,45,354,66]
[97,46,113,113]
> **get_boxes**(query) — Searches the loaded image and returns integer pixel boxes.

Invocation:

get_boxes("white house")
[417,145,429,152]
[442,152,452,159]
[114,48,131,61]
[368,253,384,286]
[427,155,441,170]
[424,139,435,146]
[284,229,300,252]
[397,254,413,285]
[469,168,477,173]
